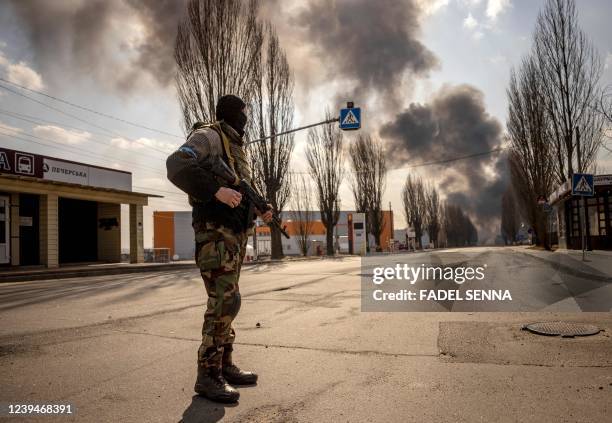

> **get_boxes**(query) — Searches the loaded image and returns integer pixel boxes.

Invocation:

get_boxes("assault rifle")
[206,156,290,239]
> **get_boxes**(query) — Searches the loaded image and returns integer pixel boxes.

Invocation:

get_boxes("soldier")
[166,94,272,403]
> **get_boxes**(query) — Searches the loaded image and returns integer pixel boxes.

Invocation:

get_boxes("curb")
[0,255,346,283]
[0,262,198,283]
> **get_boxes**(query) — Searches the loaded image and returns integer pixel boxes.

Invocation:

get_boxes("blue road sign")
[339,107,361,130]
[572,173,594,196]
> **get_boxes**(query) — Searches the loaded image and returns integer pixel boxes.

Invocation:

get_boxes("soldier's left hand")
[259,204,273,223]
[262,210,273,223]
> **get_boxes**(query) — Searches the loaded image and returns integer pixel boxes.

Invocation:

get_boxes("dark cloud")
[126,0,189,86]
[380,84,507,242]
[296,0,437,106]
[6,0,188,90]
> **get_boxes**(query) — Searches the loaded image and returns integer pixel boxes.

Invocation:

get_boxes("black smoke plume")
[296,0,437,106]
[380,85,508,242]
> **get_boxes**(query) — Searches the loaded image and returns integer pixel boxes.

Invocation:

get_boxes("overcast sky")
[0,0,611,247]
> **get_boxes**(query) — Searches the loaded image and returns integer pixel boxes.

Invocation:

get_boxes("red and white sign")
[0,147,131,191]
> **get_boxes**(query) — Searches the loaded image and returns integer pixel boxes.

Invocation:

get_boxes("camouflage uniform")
[186,122,253,370]
[166,119,254,372]
[195,221,248,369]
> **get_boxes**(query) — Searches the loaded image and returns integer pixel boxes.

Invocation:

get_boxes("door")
[19,194,40,265]
[58,197,97,263]
[0,196,9,264]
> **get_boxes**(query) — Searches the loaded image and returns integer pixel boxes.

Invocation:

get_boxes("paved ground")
[1,246,611,422]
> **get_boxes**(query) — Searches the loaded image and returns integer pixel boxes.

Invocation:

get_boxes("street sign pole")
[581,203,586,261]
[246,101,362,145]
[571,172,594,261]
[246,117,339,145]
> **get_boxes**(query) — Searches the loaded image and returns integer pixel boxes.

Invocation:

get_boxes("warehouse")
[0,147,159,268]
[153,209,395,258]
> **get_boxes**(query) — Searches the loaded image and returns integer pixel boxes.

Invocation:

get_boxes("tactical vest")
[190,122,254,234]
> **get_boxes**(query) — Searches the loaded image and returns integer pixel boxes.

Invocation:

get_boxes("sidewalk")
[516,246,612,279]
[0,255,342,283]
[0,260,197,283]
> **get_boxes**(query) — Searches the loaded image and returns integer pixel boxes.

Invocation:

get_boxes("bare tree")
[401,175,426,249]
[501,187,520,245]
[424,183,441,248]
[438,201,448,248]
[507,56,557,249]
[443,203,478,247]
[289,175,314,256]
[306,113,344,256]
[174,0,263,132]
[534,0,604,182]
[600,86,612,125]
[348,134,387,252]
[249,23,295,259]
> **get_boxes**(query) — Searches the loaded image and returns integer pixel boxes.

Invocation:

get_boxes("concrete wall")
[173,212,194,260]
[39,194,58,268]
[97,202,121,262]
[130,204,144,263]
[153,211,175,258]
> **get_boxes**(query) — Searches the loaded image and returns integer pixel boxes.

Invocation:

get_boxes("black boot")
[194,365,240,403]
[223,364,258,385]
[222,344,258,385]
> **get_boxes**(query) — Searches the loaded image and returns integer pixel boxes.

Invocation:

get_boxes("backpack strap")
[189,121,236,173]
[212,123,236,173]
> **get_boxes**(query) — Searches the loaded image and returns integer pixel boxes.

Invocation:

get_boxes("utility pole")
[576,126,587,261]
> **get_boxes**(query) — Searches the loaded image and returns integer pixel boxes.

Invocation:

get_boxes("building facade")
[153,209,395,258]
[0,147,159,268]
[550,174,612,250]
[153,211,195,260]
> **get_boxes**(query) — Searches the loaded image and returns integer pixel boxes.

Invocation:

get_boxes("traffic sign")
[572,173,594,196]
[339,107,361,130]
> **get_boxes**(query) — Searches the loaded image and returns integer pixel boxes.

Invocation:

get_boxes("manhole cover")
[522,321,600,338]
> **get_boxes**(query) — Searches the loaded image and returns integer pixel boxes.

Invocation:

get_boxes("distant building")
[393,228,430,250]
[153,209,395,258]
[549,174,612,250]
[153,211,194,260]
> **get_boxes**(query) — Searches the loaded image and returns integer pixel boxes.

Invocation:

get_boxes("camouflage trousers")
[195,223,248,369]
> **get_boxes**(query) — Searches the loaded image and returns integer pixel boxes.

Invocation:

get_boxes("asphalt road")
[1,247,611,422]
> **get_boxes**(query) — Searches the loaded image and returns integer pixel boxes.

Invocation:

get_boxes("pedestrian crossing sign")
[339,107,361,130]
[572,173,594,196]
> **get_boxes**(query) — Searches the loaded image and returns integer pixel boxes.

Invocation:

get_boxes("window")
[588,206,599,236]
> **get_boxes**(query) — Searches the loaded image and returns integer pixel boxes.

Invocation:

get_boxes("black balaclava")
[216,94,247,137]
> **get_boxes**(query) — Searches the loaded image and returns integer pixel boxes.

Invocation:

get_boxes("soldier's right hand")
[215,187,242,208]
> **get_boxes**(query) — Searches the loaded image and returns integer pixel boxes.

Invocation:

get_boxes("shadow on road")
[180,395,236,423]
[0,270,200,312]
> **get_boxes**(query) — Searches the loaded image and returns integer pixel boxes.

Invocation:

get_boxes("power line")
[395,146,507,170]
[0,110,169,161]
[0,108,118,142]
[286,145,508,175]
[0,82,178,154]
[0,77,183,139]
[0,126,166,175]
[0,126,191,197]
[0,129,192,201]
